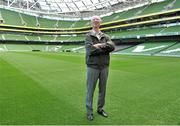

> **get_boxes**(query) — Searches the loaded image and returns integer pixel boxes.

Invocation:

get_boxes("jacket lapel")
[89,30,105,41]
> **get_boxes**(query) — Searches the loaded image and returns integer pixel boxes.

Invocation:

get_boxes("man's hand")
[93,43,103,48]
[93,42,114,49]
[107,41,115,46]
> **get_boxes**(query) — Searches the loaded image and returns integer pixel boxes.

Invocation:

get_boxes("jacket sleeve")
[100,35,115,53]
[85,34,105,56]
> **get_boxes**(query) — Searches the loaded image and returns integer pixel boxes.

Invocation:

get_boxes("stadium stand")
[3,34,27,41]
[107,24,180,39]
[0,9,24,26]
[102,0,178,22]
[139,0,174,15]
[38,17,58,28]
[57,20,89,28]
[102,6,147,22]
[30,44,49,51]
[5,44,31,51]
[170,0,180,9]
[26,35,40,41]
[161,25,180,33]
[0,43,82,52]
[0,8,88,28]
[0,0,179,57]
[0,0,178,31]
[155,42,180,57]
[55,35,84,42]
[39,35,55,41]
[0,43,5,51]
[20,13,38,27]
[114,42,177,56]
[0,34,3,39]
[107,27,165,39]
[0,34,84,42]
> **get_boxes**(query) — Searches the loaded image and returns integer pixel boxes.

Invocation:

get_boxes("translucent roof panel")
[1,0,166,19]
[12,0,125,13]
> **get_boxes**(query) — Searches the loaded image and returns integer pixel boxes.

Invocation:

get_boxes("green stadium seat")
[139,0,173,16]
[40,35,55,41]
[161,25,180,33]
[156,42,180,57]
[30,44,48,51]
[5,44,31,51]
[3,34,27,41]
[55,35,84,42]
[107,27,165,39]
[38,17,58,28]
[0,34,3,40]
[115,42,176,55]
[26,35,40,41]
[0,8,23,26]
[20,13,38,27]
[57,20,77,28]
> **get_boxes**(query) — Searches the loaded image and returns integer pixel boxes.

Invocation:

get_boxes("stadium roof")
[0,0,166,19]
[28,0,120,12]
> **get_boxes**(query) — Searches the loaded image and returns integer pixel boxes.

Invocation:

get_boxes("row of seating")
[0,24,179,42]
[0,34,84,42]
[1,41,180,57]
[0,44,83,52]
[109,25,180,39]
[114,41,180,57]
[102,0,177,22]
[0,8,90,28]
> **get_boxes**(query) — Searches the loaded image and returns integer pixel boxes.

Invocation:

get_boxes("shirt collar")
[90,30,103,36]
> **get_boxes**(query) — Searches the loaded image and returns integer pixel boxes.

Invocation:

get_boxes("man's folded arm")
[85,35,115,56]
[85,35,106,56]
[100,41,115,53]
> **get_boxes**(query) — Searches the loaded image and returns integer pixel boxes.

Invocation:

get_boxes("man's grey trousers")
[86,67,109,115]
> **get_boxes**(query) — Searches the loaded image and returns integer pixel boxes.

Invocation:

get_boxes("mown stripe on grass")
[0,55,85,124]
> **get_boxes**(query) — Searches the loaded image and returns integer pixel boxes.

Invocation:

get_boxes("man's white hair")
[91,15,102,22]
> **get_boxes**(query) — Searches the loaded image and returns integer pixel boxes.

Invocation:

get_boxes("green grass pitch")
[0,52,180,125]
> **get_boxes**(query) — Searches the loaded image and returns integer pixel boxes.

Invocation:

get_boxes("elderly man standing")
[85,15,115,121]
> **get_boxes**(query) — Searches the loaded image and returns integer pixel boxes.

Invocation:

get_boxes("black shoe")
[87,114,93,121]
[97,109,108,117]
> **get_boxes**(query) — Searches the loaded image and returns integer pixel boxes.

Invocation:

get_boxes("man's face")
[92,17,101,29]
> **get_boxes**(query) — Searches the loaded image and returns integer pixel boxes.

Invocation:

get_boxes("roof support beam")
[55,1,63,12]
[29,0,40,10]
[8,0,16,7]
